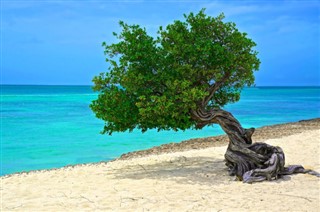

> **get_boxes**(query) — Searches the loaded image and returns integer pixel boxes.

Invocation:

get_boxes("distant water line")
[1,85,320,176]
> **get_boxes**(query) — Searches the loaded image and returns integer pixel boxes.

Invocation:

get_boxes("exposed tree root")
[191,108,320,183]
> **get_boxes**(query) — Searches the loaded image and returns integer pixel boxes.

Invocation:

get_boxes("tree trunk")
[191,108,320,183]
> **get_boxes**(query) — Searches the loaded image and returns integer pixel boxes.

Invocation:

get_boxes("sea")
[1,85,320,176]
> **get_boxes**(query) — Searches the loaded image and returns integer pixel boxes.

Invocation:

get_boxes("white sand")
[1,130,320,211]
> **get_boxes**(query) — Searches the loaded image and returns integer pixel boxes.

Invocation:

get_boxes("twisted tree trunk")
[191,108,320,183]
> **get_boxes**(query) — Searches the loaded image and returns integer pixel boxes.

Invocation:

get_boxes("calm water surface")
[1,85,319,175]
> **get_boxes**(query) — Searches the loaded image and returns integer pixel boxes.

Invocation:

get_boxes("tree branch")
[202,72,231,106]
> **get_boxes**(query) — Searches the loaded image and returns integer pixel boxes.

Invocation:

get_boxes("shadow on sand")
[110,155,293,185]
[111,156,234,185]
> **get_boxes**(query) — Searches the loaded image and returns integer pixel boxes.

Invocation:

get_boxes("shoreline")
[1,119,320,211]
[1,118,319,178]
[119,118,320,159]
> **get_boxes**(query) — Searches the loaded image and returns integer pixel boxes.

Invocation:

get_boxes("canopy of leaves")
[90,9,260,135]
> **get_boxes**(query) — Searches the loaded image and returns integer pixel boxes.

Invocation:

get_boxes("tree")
[91,9,319,183]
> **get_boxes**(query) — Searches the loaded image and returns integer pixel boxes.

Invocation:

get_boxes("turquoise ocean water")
[1,85,320,176]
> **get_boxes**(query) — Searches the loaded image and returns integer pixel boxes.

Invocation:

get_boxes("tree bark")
[191,108,320,183]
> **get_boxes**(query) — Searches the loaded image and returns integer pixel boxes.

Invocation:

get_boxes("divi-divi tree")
[91,9,319,183]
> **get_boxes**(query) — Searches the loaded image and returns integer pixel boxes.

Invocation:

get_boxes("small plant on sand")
[91,9,319,183]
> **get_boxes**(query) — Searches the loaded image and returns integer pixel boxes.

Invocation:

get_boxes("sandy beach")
[1,120,320,211]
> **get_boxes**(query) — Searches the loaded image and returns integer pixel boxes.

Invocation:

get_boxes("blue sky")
[1,0,319,86]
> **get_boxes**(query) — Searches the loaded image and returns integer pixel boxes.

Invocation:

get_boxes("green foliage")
[90,9,260,135]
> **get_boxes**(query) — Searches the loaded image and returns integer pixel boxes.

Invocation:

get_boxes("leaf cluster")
[90,9,260,135]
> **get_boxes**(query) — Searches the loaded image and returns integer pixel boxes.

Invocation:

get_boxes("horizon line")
[1,84,320,87]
